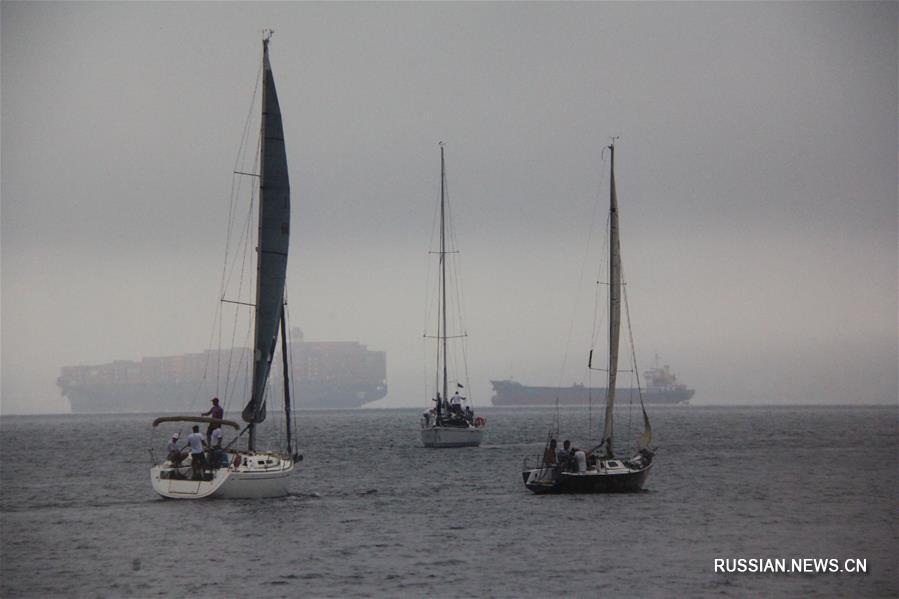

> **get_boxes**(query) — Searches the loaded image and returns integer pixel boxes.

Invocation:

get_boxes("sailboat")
[150,32,298,499]
[522,140,654,493]
[420,143,485,448]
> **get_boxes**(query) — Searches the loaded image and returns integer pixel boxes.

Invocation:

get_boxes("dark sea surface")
[1,405,896,598]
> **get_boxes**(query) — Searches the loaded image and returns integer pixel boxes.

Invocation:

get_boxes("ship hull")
[491,380,693,406]
[150,453,294,499]
[522,463,652,494]
[420,425,483,448]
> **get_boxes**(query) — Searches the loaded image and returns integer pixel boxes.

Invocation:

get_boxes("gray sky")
[2,1,896,414]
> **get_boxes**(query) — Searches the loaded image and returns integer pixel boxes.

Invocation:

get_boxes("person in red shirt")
[202,397,224,444]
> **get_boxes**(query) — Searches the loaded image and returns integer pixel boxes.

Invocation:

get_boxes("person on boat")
[186,425,208,480]
[201,397,224,444]
[208,426,226,468]
[464,405,473,423]
[543,439,558,466]
[166,433,184,467]
[557,440,572,466]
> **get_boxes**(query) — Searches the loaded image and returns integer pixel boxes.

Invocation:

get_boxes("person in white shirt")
[186,425,207,480]
[450,390,463,417]
[209,427,225,468]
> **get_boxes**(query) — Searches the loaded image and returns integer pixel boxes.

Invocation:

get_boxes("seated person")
[166,433,184,466]
[543,439,558,466]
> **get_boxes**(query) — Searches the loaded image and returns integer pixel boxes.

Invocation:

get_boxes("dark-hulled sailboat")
[150,32,297,499]
[522,140,654,494]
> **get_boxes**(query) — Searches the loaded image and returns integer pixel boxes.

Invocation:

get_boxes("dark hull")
[522,464,652,494]
[492,380,693,406]
[60,381,388,413]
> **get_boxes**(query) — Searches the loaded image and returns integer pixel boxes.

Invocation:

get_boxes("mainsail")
[599,142,653,456]
[242,38,290,424]
[601,143,621,457]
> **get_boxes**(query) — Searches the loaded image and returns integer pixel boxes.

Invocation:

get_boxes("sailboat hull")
[421,425,483,448]
[150,453,295,499]
[522,462,652,494]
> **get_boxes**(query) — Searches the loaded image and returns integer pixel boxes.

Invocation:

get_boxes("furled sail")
[637,405,652,451]
[243,38,290,424]
[601,143,620,457]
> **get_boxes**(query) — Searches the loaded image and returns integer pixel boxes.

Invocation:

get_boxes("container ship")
[58,330,387,413]
[490,364,694,406]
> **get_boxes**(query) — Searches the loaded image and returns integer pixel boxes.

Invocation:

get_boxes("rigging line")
[589,212,612,364]
[284,301,299,444]
[555,148,610,392]
[222,136,261,298]
[622,265,649,424]
[220,60,263,334]
[191,64,264,414]
[425,144,447,402]
[442,161,475,405]
[448,208,473,403]
[224,133,260,407]
[223,192,256,408]
[221,62,262,305]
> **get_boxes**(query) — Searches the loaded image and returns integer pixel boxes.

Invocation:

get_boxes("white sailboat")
[522,140,654,493]
[420,143,485,448]
[150,32,297,499]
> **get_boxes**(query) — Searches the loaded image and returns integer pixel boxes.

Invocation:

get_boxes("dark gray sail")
[242,38,290,424]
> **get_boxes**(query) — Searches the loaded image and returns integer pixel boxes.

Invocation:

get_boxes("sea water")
[1,406,896,598]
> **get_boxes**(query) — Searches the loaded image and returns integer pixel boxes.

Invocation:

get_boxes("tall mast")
[601,140,621,457]
[280,305,292,456]
[248,35,271,452]
[440,143,448,418]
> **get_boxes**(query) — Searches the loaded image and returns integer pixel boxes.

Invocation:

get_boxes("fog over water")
[2,2,896,414]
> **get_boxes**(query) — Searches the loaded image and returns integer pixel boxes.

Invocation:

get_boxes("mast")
[433,142,448,424]
[601,140,621,457]
[280,305,292,456]
[248,36,270,452]
[440,143,448,412]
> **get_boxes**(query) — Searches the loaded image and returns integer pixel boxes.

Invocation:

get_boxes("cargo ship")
[58,330,387,413]
[491,365,694,406]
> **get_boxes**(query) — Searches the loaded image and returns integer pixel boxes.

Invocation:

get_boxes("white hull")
[150,452,294,499]
[421,425,483,448]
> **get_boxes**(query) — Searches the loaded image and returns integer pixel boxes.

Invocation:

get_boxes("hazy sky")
[2,1,896,414]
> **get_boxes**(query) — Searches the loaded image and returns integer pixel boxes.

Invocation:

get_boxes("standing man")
[186,425,207,480]
[209,426,224,469]
[450,389,463,416]
[202,397,224,444]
